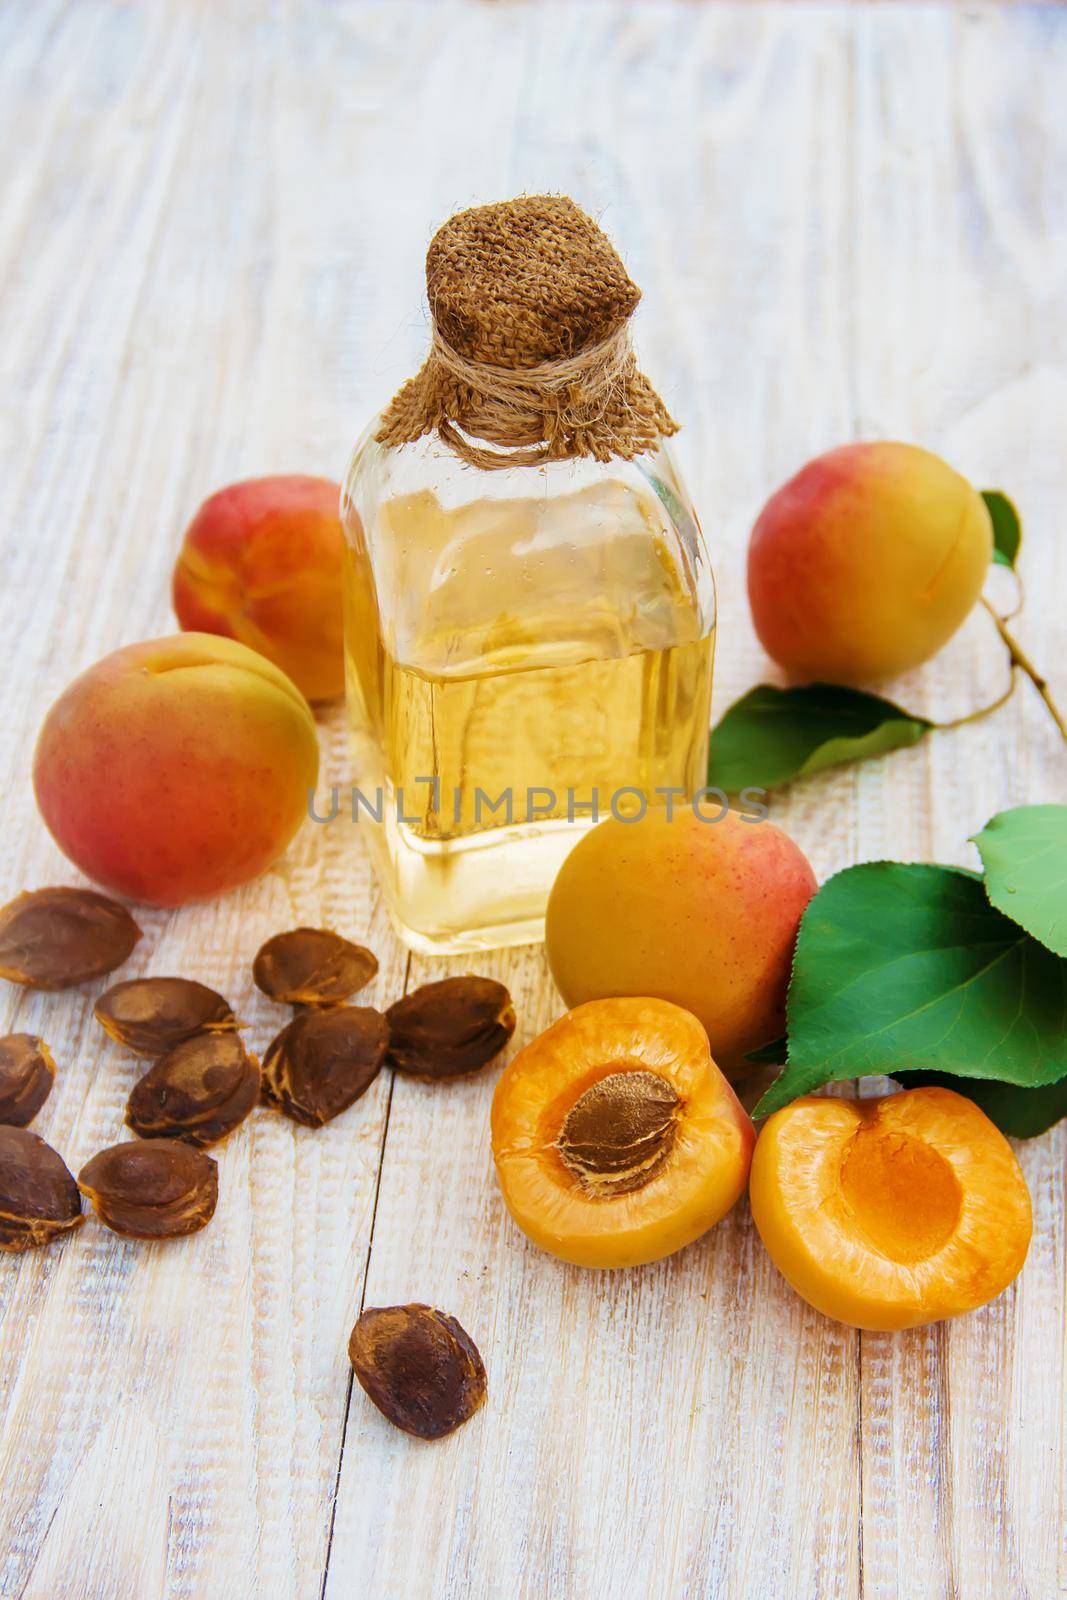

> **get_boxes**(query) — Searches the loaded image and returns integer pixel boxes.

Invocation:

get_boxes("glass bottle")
[340,199,716,955]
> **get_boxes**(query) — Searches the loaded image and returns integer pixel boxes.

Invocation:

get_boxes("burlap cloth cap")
[376,195,678,469]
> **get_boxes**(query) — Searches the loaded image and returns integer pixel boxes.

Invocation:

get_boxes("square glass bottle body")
[341,428,716,954]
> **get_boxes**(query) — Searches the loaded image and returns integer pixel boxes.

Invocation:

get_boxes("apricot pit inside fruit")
[556,1070,680,1196]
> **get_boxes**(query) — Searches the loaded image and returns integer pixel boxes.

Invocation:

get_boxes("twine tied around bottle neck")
[376,195,679,471]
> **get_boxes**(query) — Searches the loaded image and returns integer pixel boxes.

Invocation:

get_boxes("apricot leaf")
[982,489,1021,569]
[754,862,1067,1119]
[972,804,1067,957]
[707,684,931,792]
[893,1070,1067,1139]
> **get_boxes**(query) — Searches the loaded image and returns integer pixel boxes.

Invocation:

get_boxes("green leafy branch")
[750,805,1067,1138]
[709,493,1067,794]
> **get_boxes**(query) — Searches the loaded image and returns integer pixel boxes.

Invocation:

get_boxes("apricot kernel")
[349,1303,487,1440]
[556,1070,680,1196]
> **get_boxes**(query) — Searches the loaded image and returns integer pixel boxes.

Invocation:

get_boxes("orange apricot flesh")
[491,998,755,1268]
[749,1088,1032,1330]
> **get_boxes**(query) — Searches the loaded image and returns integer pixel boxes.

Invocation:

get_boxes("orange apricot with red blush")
[33,634,319,907]
[747,442,993,686]
[491,997,754,1268]
[545,807,817,1079]
[749,1087,1032,1330]
[173,475,345,702]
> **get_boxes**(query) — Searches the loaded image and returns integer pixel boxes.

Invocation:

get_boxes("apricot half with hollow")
[749,1087,1032,1330]
[491,998,754,1268]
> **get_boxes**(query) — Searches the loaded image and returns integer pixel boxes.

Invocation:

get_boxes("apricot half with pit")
[749,1087,1032,1330]
[491,997,754,1268]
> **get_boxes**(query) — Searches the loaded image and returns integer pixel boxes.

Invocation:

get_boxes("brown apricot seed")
[125,1032,260,1147]
[0,1034,56,1127]
[348,1304,487,1440]
[557,1070,681,1196]
[261,1005,387,1127]
[0,887,141,990]
[95,977,237,1057]
[252,927,378,1007]
[78,1139,218,1240]
[385,976,515,1079]
[0,1125,83,1251]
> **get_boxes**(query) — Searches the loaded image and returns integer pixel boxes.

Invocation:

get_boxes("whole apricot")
[173,475,344,702]
[33,634,319,906]
[491,997,754,1268]
[747,442,993,685]
[545,807,816,1076]
[749,1088,1032,1330]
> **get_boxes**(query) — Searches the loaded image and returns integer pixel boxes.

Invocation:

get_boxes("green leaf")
[707,684,932,793]
[754,861,1067,1119]
[893,1070,1067,1139]
[982,489,1022,569]
[972,804,1067,957]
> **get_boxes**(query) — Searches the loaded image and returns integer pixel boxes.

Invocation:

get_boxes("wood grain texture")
[0,4,1063,1598]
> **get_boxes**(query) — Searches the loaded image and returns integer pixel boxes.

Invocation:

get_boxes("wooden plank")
[0,4,407,1596]
[847,8,1067,1599]
[325,6,863,1597]
[0,4,1063,1598]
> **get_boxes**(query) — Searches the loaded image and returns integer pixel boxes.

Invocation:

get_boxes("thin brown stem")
[932,664,1018,731]
[981,594,1067,742]
[999,568,1025,623]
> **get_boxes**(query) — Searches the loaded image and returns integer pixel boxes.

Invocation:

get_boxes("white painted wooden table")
[1,3,1065,1596]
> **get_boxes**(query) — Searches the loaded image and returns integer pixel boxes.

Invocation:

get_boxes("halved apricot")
[749,1088,1032,1330]
[490,998,755,1268]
